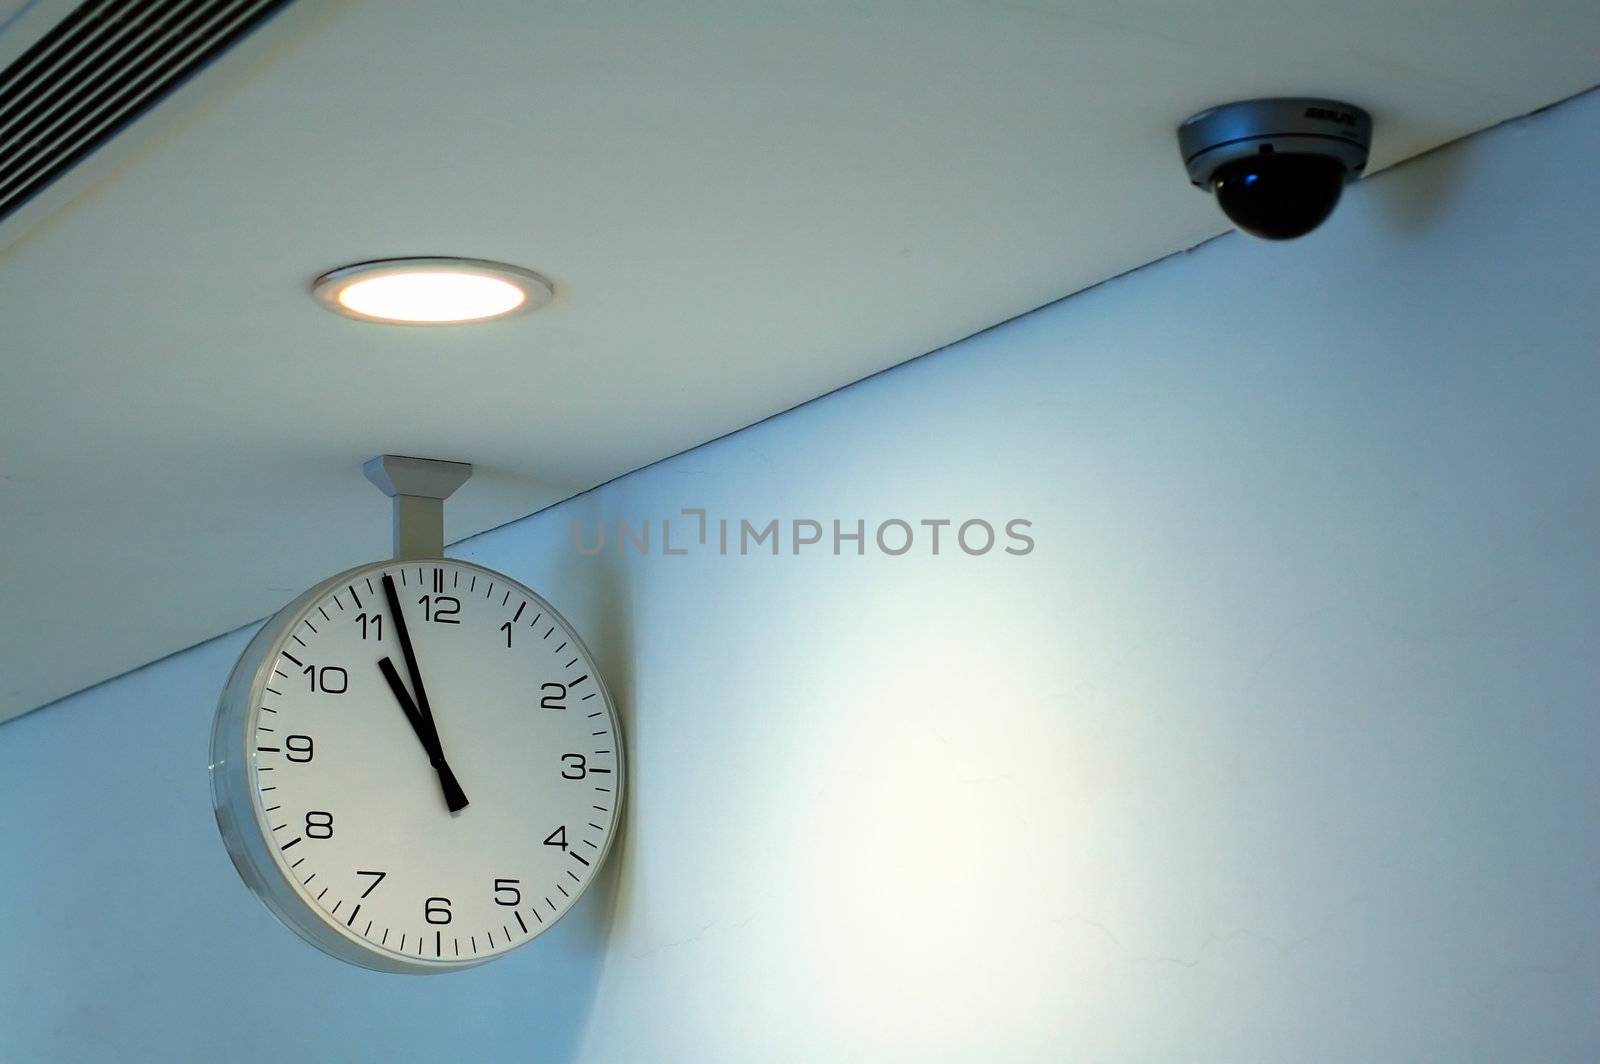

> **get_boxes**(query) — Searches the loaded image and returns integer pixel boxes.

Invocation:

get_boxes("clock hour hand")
[378,655,429,744]
[378,656,470,812]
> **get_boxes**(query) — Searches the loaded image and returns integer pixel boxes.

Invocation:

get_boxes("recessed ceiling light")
[312,257,554,325]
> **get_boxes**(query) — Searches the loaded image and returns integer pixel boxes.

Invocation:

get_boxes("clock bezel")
[209,557,626,974]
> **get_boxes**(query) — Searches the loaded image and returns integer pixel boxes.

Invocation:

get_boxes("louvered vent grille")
[0,0,296,223]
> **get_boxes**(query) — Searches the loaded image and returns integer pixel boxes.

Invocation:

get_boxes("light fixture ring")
[311,256,555,326]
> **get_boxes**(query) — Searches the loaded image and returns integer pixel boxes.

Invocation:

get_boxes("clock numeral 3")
[560,754,587,780]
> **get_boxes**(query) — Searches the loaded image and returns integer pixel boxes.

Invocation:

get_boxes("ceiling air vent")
[0,0,296,224]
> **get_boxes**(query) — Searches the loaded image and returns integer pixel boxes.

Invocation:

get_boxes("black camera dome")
[1211,152,1348,240]
[1177,98,1372,241]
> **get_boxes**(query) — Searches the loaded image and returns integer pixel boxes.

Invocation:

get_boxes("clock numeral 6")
[285,734,313,763]
[560,754,587,780]
[493,879,521,907]
[425,897,453,924]
[305,810,333,839]
[302,664,347,694]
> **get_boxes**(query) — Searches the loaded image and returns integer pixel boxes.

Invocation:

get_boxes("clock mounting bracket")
[362,454,472,559]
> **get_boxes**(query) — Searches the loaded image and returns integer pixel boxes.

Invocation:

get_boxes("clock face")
[210,558,623,972]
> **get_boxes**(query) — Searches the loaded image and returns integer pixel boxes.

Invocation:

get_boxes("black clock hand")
[377,655,469,812]
[378,656,430,746]
[381,573,469,812]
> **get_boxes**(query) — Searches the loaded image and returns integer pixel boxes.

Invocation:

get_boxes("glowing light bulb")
[313,259,552,325]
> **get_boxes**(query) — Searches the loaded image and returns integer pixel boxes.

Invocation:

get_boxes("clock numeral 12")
[417,595,460,624]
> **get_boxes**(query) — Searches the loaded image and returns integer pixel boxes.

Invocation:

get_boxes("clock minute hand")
[381,573,469,812]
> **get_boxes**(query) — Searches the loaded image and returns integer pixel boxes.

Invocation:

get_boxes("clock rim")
[209,556,626,974]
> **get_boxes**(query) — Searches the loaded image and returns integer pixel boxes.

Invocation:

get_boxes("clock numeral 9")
[560,754,587,780]
[493,879,521,907]
[305,810,333,839]
[540,682,567,711]
[417,595,460,624]
[285,734,313,763]
[303,664,347,694]
[425,897,453,924]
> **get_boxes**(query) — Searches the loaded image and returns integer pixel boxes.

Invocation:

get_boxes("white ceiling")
[1,0,1597,724]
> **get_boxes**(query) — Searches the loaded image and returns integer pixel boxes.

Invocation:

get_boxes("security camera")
[1178,97,1372,240]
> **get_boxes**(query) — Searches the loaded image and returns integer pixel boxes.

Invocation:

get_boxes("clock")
[209,556,625,973]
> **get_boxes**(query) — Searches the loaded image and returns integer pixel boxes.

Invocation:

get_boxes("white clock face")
[210,558,623,971]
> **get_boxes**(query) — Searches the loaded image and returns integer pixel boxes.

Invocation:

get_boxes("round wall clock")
[210,458,624,972]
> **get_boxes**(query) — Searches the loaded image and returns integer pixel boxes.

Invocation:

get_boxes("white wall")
[4,91,1598,1063]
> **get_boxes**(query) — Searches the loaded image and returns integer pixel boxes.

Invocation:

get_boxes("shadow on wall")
[561,535,638,1053]
[450,501,639,1058]
[1369,115,1476,232]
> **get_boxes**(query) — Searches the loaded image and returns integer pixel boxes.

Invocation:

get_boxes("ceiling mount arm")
[362,455,472,560]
